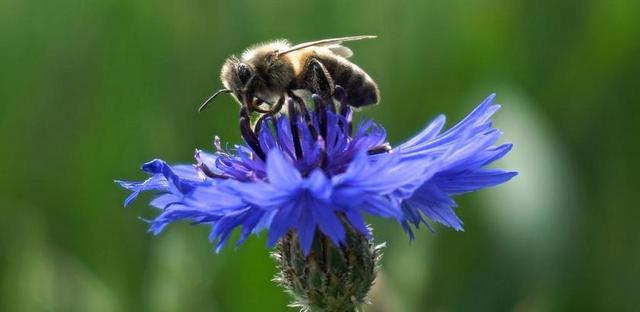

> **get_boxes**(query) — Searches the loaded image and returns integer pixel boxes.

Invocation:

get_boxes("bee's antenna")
[198,89,232,112]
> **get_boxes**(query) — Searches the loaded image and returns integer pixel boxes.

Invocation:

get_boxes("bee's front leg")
[249,98,273,114]
[303,58,335,98]
[268,96,285,115]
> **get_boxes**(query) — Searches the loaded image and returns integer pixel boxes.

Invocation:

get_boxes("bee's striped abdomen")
[317,55,379,107]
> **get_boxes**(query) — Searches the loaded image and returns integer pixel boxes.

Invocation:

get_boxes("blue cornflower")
[117,89,516,255]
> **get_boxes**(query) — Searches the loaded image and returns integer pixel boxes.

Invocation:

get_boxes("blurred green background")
[1,0,639,311]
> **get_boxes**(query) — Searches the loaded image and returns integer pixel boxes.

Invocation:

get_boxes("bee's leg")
[249,98,272,114]
[287,91,311,119]
[303,58,335,98]
[239,107,266,160]
[268,96,285,115]
[287,91,319,139]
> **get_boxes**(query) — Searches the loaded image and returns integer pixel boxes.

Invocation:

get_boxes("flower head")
[117,89,516,254]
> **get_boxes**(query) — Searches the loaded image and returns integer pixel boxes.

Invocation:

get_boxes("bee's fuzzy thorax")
[281,49,313,76]
[241,40,290,61]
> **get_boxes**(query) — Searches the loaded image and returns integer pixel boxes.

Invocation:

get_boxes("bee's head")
[199,42,294,113]
[218,56,259,107]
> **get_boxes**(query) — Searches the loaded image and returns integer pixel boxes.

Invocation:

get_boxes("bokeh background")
[1,0,639,311]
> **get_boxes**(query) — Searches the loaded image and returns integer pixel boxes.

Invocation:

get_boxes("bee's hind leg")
[303,58,335,99]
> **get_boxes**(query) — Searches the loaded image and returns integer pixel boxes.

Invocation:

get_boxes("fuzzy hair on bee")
[199,35,380,115]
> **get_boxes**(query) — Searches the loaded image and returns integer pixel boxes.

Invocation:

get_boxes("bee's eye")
[237,64,252,85]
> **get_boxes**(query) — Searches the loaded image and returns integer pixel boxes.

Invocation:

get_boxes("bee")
[198,35,380,114]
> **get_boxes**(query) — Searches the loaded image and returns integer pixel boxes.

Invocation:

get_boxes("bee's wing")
[278,35,376,56]
[327,45,353,58]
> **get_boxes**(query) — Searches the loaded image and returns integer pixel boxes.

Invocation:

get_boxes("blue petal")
[393,94,516,234]
[265,149,301,189]
[267,201,301,247]
[141,159,198,195]
[230,180,293,209]
[360,195,403,219]
[433,169,518,195]
[116,162,201,207]
[405,183,463,230]
[311,199,345,247]
[303,169,332,200]
[116,176,168,207]
[149,193,181,209]
[237,209,265,246]
[210,207,252,252]
[344,209,371,238]
[296,207,316,255]
[395,114,446,151]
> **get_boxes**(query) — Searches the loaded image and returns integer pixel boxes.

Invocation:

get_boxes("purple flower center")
[198,86,390,182]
